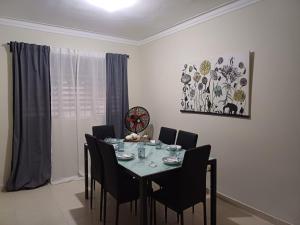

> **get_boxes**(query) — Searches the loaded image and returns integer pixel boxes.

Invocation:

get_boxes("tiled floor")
[0,180,276,225]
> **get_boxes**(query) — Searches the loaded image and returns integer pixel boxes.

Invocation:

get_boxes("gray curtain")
[6,42,51,191]
[106,53,129,138]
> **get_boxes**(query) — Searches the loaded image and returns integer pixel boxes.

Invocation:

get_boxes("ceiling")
[0,0,235,41]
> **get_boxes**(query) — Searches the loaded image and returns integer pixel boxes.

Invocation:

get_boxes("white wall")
[139,0,300,224]
[0,24,142,188]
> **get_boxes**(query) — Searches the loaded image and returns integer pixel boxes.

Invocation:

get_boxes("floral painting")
[180,53,250,118]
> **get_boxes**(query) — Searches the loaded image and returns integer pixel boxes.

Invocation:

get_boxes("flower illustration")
[239,62,244,69]
[223,83,233,92]
[240,78,247,86]
[214,85,222,97]
[183,64,187,71]
[217,57,224,64]
[220,65,241,83]
[193,72,201,82]
[190,88,195,98]
[200,60,211,75]
[198,83,203,91]
[181,73,191,84]
[233,90,246,103]
[202,76,208,85]
[210,70,218,80]
[189,65,193,72]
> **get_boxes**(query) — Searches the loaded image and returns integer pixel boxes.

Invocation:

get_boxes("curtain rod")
[6,42,130,58]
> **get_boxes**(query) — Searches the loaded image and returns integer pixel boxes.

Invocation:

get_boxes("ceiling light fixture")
[87,0,138,12]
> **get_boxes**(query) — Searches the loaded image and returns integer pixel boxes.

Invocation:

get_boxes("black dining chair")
[176,130,198,150]
[97,140,140,225]
[155,129,198,219]
[158,127,177,145]
[85,134,104,221]
[152,126,177,222]
[152,126,177,192]
[93,125,137,213]
[153,128,198,190]
[92,125,116,140]
[175,130,199,215]
[151,145,211,225]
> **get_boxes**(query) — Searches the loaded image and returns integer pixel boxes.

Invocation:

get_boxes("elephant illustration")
[223,103,238,115]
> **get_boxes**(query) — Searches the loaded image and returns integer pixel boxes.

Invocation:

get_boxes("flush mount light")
[87,0,138,12]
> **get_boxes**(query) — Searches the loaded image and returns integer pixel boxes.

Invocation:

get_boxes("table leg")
[84,144,89,200]
[210,159,217,225]
[139,177,148,225]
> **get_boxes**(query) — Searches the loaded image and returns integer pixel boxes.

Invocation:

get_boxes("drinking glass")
[155,140,162,149]
[118,141,124,152]
[169,146,177,157]
[137,142,145,159]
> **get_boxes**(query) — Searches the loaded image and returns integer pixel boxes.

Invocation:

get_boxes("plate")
[166,145,182,151]
[105,138,119,144]
[162,156,181,165]
[146,140,160,146]
[116,152,135,161]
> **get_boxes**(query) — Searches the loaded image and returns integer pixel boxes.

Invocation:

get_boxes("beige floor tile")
[0,180,279,225]
[15,209,66,225]
[0,194,15,213]
[0,211,18,225]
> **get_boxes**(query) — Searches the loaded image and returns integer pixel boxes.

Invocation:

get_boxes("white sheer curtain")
[50,48,106,183]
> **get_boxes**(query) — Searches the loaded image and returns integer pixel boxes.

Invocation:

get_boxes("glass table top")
[116,142,184,178]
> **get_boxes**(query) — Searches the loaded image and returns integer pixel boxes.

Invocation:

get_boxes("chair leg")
[115,201,120,225]
[93,179,96,190]
[135,200,137,216]
[180,212,184,225]
[203,201,207,225]
[164,205,167,223]
[100,185,104,221]
[90,178,93,209]
[192,205,195,213]
[147,180,153,207]
[154,200,157,225]
[177,213,180,223]
[103,191,107,225]
[130,201,133,213]
[150,199,152,225]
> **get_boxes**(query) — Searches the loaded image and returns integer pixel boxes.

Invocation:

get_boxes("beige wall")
[139,0,300,224]
[0,25,141,188]
[1,0,300,224]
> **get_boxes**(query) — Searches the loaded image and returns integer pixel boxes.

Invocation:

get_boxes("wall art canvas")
[180,53,251,118]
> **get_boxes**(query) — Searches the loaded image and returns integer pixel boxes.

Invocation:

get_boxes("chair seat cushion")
[152,169,179,187]
[152,188,182,212]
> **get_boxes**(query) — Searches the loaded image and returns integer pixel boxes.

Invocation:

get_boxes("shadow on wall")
[2,45,13,191]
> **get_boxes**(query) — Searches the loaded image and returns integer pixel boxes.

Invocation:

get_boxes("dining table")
[84,141,217,225]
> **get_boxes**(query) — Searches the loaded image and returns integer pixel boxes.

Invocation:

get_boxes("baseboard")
[50,176,84,185]
[217,192,293,225]
[1,176,84,190]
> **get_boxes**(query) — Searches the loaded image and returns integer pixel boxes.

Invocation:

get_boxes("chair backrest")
[85,134,103,183]
[179,145,211,209]
[176,130,198,150]
[97,139,119,197]
[158,127,177,145]
[92,125,116,140]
